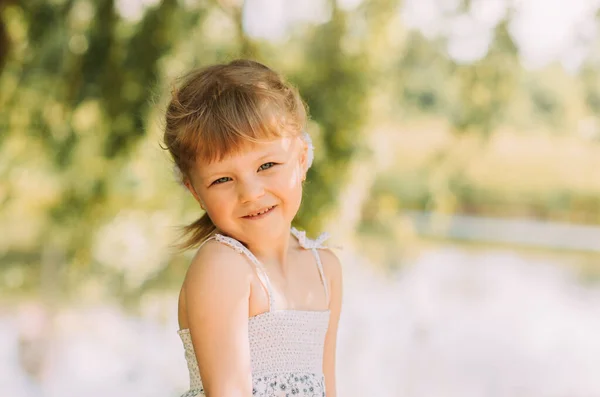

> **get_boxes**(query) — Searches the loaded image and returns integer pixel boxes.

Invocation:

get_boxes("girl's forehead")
[244,136,294,152]
[199,136,296,168]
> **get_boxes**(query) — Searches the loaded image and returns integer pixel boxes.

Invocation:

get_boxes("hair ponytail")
[175,212,217,251]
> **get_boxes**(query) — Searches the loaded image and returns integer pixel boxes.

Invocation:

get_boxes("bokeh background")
[2,0,600,396]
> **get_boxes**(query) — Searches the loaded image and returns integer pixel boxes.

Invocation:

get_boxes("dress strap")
[197,235,216,249]
[290,227,330,250]
[290,227,330,304]
[212,233,276,311]
[310,248,330,304]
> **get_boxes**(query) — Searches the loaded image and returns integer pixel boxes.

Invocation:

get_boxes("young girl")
[162,59,343,397]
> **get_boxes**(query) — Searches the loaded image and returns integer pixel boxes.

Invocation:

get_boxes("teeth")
[248,206,273,217]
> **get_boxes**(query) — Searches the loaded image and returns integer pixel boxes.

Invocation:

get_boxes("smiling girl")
[163,60,343,397]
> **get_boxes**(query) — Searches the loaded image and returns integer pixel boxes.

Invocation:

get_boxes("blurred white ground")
[2,243,600,397]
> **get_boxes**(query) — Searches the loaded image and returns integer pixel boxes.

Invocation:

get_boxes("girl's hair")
[162,59,308,250]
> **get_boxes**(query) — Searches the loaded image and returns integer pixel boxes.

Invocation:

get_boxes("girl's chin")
[217,218,292,239]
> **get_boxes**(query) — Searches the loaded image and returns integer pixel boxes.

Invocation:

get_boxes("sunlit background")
[2,0,600,396]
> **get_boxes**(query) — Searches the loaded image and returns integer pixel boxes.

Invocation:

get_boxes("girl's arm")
[321,249,343,397]
[184,241,254,397]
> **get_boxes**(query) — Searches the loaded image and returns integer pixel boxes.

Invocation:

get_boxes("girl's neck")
[239,227,296,271]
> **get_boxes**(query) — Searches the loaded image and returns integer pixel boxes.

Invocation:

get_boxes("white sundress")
[177,227,331,397]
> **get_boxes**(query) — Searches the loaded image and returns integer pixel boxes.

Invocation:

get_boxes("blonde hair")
[162,59,308,251]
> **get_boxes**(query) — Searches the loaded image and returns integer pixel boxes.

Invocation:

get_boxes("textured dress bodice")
[177,228,331,397]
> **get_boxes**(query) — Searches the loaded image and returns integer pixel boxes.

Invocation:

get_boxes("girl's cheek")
[204,191,226,211]
[284,165,302,187]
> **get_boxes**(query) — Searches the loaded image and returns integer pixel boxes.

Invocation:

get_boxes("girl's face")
[184,136,308,242]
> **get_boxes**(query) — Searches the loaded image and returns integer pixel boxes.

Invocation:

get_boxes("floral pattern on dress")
[180,388,203,397]
[180,373,325,397]
[252,372,326,397]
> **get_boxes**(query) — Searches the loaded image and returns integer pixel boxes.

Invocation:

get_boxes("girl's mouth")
[243,205,277,219]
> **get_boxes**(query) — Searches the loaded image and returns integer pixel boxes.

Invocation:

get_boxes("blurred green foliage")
[1,0,600,301]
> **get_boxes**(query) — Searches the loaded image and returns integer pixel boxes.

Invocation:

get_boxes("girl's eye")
[258,162,277,171]
[211,177,231,186]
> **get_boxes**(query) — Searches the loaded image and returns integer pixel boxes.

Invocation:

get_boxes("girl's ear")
[183,179,196,199]
[184,179,206,210]
[299,138,308,171]
[298,136,309,178]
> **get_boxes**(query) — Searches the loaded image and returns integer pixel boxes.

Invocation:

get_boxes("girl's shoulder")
[318,245,343,283]
[178,238,254,330]
[183,238,254,289]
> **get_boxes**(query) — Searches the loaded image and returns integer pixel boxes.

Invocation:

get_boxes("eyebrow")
[201,151,283,181]
[257,152,278,161]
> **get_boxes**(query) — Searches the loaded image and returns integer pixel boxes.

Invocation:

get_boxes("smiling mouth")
[243,205,277,218]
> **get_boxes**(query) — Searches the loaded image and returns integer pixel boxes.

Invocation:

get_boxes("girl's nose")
[238,177,265,203]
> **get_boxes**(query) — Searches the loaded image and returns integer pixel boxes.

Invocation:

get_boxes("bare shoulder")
[184,239,254,287]
[318,247,343,285]
[178,239,253,329]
